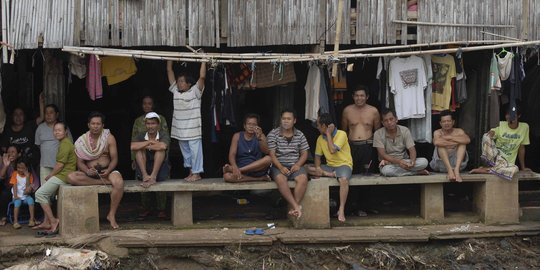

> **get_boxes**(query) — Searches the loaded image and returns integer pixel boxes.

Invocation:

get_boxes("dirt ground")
[118,237,540,269]
[2,236,540,269]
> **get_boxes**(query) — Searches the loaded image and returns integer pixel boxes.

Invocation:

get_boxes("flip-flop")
[35,231,48,238]
[44,229,59,238]
[244,228,265,235]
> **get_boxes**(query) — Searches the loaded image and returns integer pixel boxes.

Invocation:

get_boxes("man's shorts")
[349,140,373,174]
[320,164,352,180]
[270,165,307,181]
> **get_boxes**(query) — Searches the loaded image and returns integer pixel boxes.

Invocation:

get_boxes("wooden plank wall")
[355,0,398,45]
[188,0,216,47]
[121,0,187,47]
[3,0,540,49]
[417,0,529,43]
[227,0,324,47]
[326,0,350,44]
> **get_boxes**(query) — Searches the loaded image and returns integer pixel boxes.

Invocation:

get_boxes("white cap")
[144,112,160,123]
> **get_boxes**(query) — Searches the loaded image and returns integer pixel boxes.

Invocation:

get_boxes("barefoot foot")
[337,210,346,222]
[187,174,202,182]
[107,214,120,229]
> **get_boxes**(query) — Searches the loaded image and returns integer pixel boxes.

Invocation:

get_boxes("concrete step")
[519,190,540,203]
[520,206,540,221]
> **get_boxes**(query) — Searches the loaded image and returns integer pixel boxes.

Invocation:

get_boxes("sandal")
[13,223,21,229]
[0,217,6,226]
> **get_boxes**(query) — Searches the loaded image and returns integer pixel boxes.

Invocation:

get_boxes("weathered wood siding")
[356,0,399,45]
[326,0,350,44]
[2,0,539,49]
[188,0,216,46]
[121,0,187,47]
[227,0,325,47]
[416,0,525,43]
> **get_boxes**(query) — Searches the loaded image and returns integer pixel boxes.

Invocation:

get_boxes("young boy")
[307,113,353,222]
[10,157,36,229]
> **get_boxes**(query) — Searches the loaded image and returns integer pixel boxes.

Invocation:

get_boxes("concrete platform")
[3,222,540,249]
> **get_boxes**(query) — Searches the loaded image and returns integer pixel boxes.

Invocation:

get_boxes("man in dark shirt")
[130,112,170,219]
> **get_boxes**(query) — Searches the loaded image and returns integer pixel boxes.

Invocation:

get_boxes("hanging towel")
[86,55,103,101]
[305,64,321,122]
[101,56,137,85]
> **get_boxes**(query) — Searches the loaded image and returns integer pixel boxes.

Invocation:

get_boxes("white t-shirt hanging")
[389,56,427,120]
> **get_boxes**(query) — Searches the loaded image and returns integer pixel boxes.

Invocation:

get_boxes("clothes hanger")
[497,47,509,57]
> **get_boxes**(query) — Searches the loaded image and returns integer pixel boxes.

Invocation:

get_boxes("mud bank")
[2,236,539,269]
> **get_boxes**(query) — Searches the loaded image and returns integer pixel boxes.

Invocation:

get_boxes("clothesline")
[62,40,540,64]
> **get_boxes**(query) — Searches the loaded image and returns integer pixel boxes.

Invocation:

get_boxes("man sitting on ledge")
[267,109,310,219]
[374,108,429,176]
[223,113,271,182]
[131,112,170,219]
[67,112,124,229]
[470,106,530,180]
[307,113,352,222]
[430,110,470,182]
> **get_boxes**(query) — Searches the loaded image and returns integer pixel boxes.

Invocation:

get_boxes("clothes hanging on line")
[100,56,137,85]
[497,52,513,81]
[68,54,87,79]
[454,53,467,104]
[431,54,457,111]
[410,55,433,143]
[305,63,322,122]
[86,55,103,101]
[488,53,502,129]
[389,55,427,120]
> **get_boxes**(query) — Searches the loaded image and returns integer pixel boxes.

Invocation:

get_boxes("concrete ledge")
[328,173,490,186]
[87,179,297,194]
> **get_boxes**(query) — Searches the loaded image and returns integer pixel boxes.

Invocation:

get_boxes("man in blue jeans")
[130,112,170,219]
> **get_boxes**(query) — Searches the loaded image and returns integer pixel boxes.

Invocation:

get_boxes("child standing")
[10,157,36,229]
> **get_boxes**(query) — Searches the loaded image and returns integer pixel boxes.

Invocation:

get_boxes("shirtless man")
[341,85,381,174]
[67,112,124,229]
[430,110,470,182]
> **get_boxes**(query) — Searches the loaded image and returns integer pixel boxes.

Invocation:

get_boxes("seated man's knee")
[416,158,429,168]
[262,155,272,164]
[295,174,308,184]
[223,173,235,183]
[110,172,124,186]
[338,177,349,185]
[66,172,81,184]
[380,166,393,176]
[273,174,287,183]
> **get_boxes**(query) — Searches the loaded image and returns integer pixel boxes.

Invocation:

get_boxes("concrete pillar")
[420,183,444,221]
[172,191,193,226]
[58,186,99,236]
[473,177,519,224]
[292,180,330,229]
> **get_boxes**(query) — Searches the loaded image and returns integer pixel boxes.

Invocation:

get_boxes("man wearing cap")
[130,112,171,218]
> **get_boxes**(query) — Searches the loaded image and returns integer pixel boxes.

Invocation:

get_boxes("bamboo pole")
[62,40,540,63]
[480,31,521,41]
[326,40,521,54]
[65,39,523,61]
[331,0,344,77]
[393,19,515,28]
